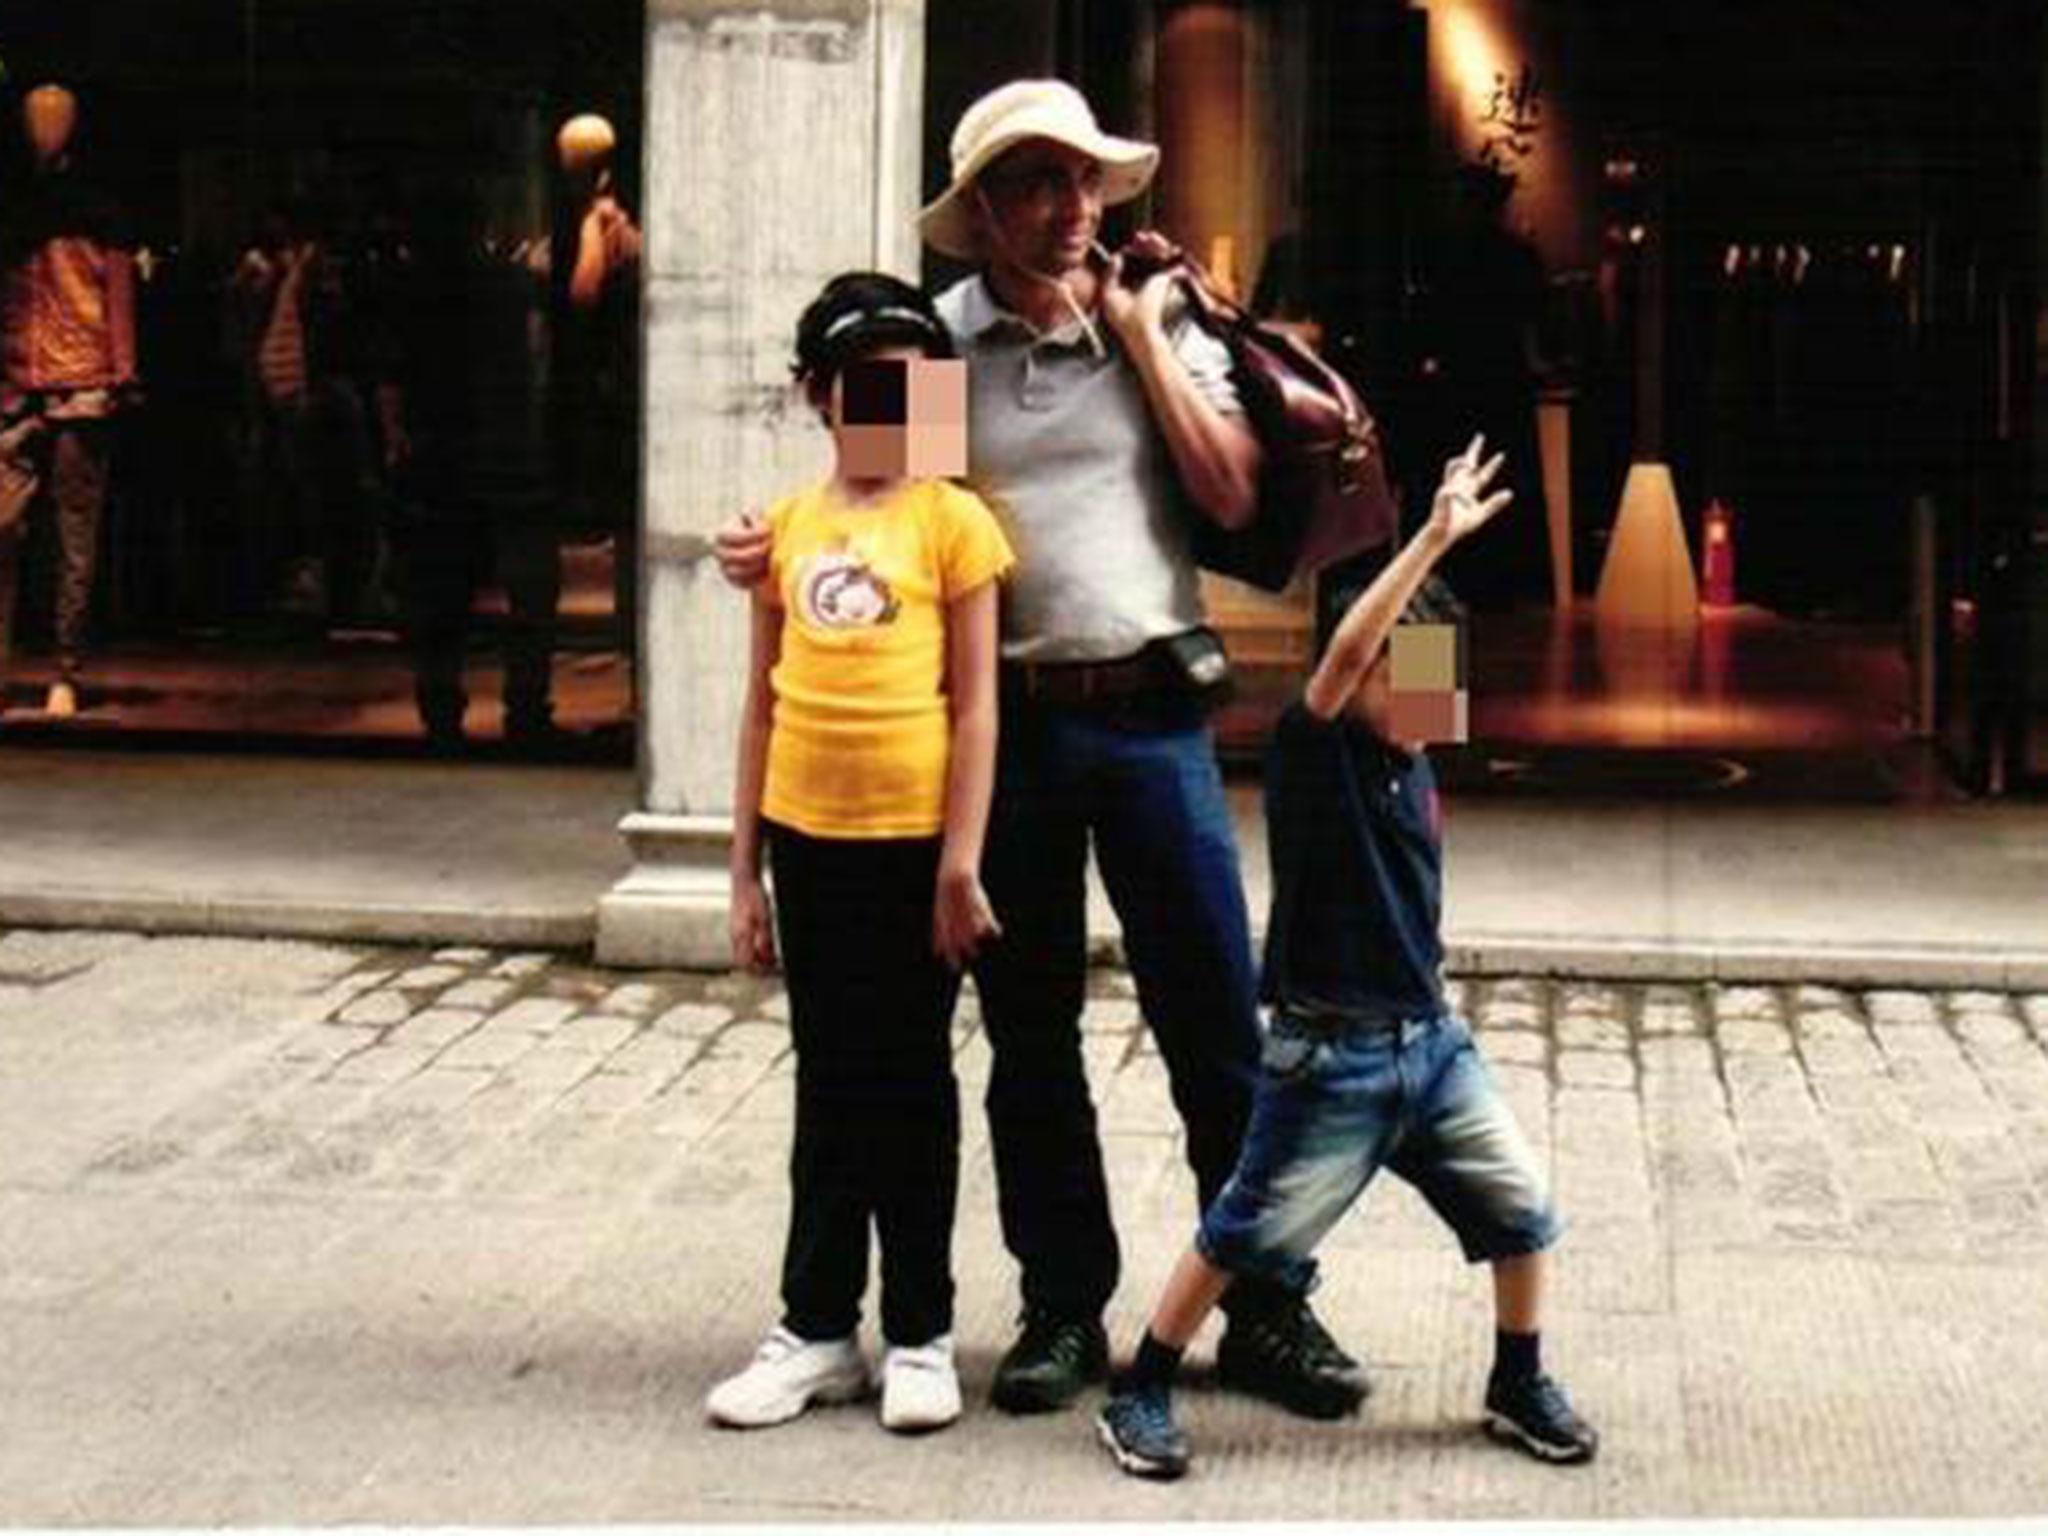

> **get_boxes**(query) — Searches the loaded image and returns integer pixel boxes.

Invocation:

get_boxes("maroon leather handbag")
[1127,239,1399,591]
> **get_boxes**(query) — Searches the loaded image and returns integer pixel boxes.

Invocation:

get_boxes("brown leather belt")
[1003,650,1162,707]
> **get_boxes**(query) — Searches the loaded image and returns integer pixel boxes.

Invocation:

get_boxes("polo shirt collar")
[961,271,1101,352]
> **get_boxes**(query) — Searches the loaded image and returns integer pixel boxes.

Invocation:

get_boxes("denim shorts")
[1196,1008,1560,1290]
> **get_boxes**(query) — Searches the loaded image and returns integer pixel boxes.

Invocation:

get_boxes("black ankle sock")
[1125,1331,1187,1391]
[1493,1329,1541,1381]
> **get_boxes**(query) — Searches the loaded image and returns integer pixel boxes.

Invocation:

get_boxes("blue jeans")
[1199,1010,1560,1292]
[974,693,1262,1319]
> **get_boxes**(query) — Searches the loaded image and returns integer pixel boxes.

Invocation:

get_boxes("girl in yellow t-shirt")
[709,273,1014,1437]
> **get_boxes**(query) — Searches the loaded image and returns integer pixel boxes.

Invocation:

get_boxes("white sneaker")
[880,1335,961,1434]
[705,1327,870,1428]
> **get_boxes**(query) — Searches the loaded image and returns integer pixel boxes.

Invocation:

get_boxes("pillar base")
[594,811,734,970]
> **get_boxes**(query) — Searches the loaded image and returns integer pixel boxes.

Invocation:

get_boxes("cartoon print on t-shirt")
[795,539,901,630]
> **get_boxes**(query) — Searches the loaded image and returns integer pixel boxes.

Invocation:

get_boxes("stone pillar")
[596,0,926,967]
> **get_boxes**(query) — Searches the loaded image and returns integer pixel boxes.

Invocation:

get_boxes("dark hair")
[1399,573,1466,629]
[1315,573,1466,664]
[792,271,954,396]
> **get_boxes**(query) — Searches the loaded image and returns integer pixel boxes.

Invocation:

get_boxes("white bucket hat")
[917,79,1158,260]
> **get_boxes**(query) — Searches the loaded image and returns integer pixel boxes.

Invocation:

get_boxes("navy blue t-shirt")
[1259,699,1446,1017]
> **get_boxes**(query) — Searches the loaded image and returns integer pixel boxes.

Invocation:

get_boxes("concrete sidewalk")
[0,747,634,949]
[3,928,2046,1521]
[2,744,2046,985]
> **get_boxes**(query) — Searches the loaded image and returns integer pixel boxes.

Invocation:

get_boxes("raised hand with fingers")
[1427,432,1516,548]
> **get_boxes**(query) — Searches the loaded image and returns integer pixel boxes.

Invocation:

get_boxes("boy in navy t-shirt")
[1096,434,1598,1479]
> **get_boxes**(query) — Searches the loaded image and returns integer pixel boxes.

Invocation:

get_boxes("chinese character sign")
[1478,62,1543,172]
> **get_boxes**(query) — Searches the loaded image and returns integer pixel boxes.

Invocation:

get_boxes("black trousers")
[767,821,962,1347]
[396,506,561,738]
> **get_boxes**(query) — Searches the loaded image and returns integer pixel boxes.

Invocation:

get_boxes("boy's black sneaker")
[1216,1298,1370,1420]
[990,1310,1109,1414]
[1097,1381,1191,1481]
[1483,1370,1599,1464]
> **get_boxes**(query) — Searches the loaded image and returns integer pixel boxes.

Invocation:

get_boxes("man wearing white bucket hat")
[718,78,1366,1421]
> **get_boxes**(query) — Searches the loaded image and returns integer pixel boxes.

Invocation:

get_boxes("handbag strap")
[1157,245,1367,434]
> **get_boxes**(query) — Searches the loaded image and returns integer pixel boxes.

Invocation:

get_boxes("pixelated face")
[833,352,968,480]
[1357,623,1468,745]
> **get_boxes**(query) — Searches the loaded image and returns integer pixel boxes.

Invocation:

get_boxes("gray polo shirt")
[934,274,1242,662]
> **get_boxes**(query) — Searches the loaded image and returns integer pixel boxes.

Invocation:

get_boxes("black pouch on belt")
[1146,625,1235,713]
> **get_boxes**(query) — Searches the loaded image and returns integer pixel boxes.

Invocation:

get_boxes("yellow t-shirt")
[762,478,1016,839]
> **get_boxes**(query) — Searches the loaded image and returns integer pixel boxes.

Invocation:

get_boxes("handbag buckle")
[1335,424,1373,493]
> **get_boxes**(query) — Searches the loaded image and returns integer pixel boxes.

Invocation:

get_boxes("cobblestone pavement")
[4,928,2048,1521]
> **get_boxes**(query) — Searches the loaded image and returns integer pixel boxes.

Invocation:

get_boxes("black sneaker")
[990,1310,1109,1414]
[1483,1371,1599,1464]
[1216,1298,1370,1420]
[1292,1300,1370,1385]
[1097,1381,1191,1481]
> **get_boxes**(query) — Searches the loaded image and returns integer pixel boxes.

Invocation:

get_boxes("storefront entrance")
[936,0,2041,797]
[0,0,644,758]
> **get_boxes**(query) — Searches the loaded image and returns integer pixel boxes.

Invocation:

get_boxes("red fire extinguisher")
[1702,499,1736,607]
